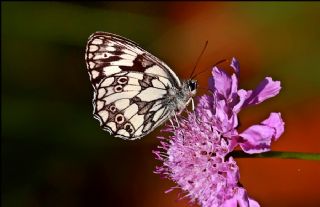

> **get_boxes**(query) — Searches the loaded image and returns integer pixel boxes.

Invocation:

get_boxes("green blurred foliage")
[238,2,320,99]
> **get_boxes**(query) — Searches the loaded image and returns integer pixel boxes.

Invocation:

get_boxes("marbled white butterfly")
[85,32,198,140]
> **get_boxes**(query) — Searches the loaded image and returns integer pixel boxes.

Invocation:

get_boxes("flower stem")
[229,151,320,161]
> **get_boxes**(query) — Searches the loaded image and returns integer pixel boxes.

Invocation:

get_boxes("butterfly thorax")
[166,79,197,114]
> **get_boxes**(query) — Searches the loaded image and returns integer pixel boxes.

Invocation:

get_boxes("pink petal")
[249,198,260,207]
[215,100,228,123]
[230,74,239,97]
[222,197,239,207]
[239,125,274,154]
[222,187,250,207]
[230,57,240,77]
[214,100,238,132]
[211,67,233,98]
[233,89,248,113]
[243,77,281,107]
[239,112,284,154]
[228,136,239,152]
[261,112,284,140]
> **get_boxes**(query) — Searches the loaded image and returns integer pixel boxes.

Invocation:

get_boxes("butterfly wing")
[85,32,181,140]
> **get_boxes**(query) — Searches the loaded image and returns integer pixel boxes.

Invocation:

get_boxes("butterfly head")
[187,79,198,96]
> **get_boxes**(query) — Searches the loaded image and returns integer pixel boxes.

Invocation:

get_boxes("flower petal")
[233,89,249,113]
[230,74,239,98]
[243,77,281,107]
[239,112,284,154]
[249,198,260,207]
[261,112,285,140]
[239,125,274,154]
[230,57,240,77]
[210,67,234,98]
[222,187,250,207]
[214,99,238,132]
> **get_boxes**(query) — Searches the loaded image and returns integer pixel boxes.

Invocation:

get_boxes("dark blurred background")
[2,2,320,207]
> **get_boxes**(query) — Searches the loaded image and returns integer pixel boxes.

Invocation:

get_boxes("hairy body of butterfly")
[85,32,197,140]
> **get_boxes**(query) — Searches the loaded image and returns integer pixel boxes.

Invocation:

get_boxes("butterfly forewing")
[85,32,181,140]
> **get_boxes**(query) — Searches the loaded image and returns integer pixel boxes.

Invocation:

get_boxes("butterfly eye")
[188,80,197,92]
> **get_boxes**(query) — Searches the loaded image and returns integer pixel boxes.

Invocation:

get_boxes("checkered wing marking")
[85,32,180,140]
[92,72,173,140]
[85,31,181,89]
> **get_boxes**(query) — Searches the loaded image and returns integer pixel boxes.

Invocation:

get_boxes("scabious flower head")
[153,58,284,207]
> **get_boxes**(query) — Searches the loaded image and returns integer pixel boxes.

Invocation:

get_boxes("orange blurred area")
[238,99,320,207]
[2,2,320,207]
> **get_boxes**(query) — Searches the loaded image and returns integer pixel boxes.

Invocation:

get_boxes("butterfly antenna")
[189,40,209,79]
[191,59,227,79]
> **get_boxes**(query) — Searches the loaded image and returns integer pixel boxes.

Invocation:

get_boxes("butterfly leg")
[174,113,180,127]
[169,118,176,130]
[191,98,195,111]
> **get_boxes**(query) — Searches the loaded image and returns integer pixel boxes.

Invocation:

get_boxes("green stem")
[229,151,320,161]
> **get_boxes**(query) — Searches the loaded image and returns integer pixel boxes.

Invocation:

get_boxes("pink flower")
[153,58,284,207]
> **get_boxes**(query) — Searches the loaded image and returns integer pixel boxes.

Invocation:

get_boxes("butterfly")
[85,32,198,140]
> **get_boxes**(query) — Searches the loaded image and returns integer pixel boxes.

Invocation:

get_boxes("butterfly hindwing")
[85,32,181,140]
[93,72,171,139]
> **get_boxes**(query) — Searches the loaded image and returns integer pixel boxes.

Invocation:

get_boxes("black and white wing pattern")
[85,32,181,140]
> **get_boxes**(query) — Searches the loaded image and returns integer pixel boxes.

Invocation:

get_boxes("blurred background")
[2,2,320,207]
